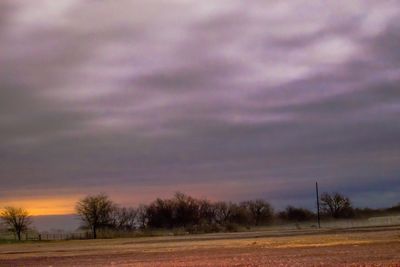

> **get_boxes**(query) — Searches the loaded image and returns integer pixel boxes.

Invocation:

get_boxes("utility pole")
[316,181,321,228]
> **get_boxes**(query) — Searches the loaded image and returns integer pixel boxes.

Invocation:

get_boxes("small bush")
[224,223,241,232]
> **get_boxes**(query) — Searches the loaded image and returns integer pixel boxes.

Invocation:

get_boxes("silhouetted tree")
[386,203,400,213]
[213,201,233,225]
[173,192,201,227]
[320,192,354,219]
[146,198,175,228]
[71,193,280,234]
[111,207,137,230]
[279,206,315,222]
[75,194,115,239]
[0,207,32,241]
[136,204,148,229]
[241,199,273,225]
[198,199,216,225]
[229,203,251,225]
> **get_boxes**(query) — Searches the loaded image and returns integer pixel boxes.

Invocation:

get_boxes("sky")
[0,1,400,216]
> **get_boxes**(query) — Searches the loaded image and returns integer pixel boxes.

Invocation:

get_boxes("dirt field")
[1,226,399,266]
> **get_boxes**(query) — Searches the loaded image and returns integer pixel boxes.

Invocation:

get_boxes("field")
[0,226,399,266]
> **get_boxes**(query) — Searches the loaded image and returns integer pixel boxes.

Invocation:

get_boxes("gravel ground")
[1,226,399,266]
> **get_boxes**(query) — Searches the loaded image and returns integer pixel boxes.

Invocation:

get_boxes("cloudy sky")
[1,1,399,215]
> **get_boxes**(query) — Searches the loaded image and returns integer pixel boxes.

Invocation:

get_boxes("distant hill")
[32,214,80,232]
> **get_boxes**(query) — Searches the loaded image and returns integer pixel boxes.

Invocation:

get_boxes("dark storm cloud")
[0,1,400,209]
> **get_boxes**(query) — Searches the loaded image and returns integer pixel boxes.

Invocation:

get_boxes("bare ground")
[1,226,399,266]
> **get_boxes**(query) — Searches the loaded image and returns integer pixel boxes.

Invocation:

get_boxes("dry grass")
[0,226,399,266]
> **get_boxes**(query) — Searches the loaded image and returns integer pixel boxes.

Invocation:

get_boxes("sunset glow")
[1,197,78,216]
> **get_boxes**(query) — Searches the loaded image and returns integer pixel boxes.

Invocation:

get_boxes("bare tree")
[136,204,148,229]
[111,207,137,230]
[173,192,200,227]
[198,199,215,225]
[213,202,232,225]
[320,192,353,219]
[0,207,32,241]
[146,198,175,228]
[278,206,315,222]
[228,203,251,225]
[241,199,273,225]
[75,194,115,239]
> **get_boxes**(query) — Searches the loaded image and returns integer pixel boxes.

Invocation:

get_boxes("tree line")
[75,192,275,239]
[68,191,397,239]
[1,191,399,240]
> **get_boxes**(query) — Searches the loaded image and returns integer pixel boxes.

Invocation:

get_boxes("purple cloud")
[1,1,400,210]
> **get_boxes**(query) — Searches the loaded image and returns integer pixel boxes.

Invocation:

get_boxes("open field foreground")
[0,226,400,266]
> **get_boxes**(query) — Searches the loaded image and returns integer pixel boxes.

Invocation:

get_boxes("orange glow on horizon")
[0,181,277,216]
[0,196,79,216]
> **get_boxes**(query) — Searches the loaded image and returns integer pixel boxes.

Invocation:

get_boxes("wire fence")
[2,215,400,241]
[0,232,93,241]
[321,215,400,229]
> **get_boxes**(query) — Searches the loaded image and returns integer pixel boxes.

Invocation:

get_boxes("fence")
[25,230,149,241]
[38,232,91,240]
[320,215,400,229]
[6,232,92,241]
[2,215,400,241]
